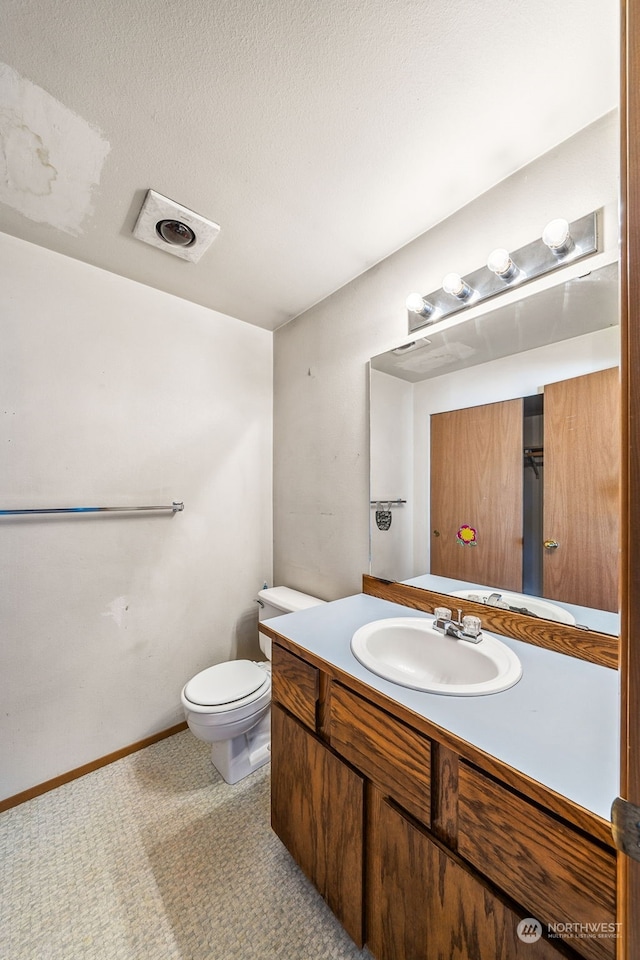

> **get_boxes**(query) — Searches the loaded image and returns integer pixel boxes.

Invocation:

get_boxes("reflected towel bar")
[0,501,184,516]
[370,499,407,507]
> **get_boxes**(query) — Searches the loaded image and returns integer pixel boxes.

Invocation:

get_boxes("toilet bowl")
[181,586,324,784]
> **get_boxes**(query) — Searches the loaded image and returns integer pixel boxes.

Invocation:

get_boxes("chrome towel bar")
[0,501,184,516]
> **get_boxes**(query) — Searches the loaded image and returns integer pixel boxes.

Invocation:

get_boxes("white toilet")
[181,586,325,784]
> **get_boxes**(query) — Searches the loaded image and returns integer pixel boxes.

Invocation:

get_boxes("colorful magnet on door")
[456,524,477,546]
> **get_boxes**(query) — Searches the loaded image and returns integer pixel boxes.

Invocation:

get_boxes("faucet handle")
[462,615,482,638]
[434,606,452,622]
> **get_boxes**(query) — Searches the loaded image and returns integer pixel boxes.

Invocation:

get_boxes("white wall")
[273,111,619,600]
[0,233,273,801]
[370,369,414,580]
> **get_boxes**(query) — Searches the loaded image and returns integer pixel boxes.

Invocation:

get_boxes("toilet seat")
[183,660,270,714]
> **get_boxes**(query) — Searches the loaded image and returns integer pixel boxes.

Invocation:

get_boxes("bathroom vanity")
[262,590,619,960]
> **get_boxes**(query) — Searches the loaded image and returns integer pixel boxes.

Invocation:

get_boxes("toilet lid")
[184,660,268,707]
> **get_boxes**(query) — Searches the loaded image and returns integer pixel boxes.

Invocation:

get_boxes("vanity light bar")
[407,210,599,334]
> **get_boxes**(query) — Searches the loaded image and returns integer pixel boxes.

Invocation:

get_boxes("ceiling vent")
[132,190,220,263]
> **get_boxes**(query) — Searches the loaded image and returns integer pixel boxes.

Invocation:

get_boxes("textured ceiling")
[0,0,619,330]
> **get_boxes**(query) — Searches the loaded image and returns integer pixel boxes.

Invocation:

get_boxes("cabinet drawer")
[458,764,616,960]
[329,683,431,825]
[271,643,319,731]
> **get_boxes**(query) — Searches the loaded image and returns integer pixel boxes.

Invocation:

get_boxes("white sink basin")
[350,617,522,696]
[449,589,575,625]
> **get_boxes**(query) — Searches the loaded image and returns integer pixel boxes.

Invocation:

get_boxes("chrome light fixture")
[406,209,599,334]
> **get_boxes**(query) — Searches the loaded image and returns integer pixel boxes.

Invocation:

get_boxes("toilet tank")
[257,586,325,659]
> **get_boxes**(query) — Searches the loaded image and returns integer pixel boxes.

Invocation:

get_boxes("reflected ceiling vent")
[392,338,431,355]
[132,190,220,263]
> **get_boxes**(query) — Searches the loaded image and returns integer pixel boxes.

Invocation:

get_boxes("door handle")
[543,539,559,550]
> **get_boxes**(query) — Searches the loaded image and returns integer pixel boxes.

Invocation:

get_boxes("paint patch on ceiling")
[0,62,110,235]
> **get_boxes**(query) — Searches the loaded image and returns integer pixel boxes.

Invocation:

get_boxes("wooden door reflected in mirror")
[543,367,619,611]
[429,367,619,612]
[430,399,523,591]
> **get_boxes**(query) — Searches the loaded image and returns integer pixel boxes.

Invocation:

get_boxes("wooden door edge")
[618,0,640,956]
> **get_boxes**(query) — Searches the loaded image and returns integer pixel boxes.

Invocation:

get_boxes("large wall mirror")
[369,260,620,636]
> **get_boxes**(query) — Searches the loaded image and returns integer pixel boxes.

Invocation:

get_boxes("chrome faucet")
[433,608,483,644]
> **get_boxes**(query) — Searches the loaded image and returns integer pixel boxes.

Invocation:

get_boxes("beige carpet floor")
[0,730,371,960]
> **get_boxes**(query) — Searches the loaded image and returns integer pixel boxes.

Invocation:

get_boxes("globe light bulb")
[487,248,519,281]
[487,248,511,275]
[405,293,433,317]
[542,218,573,255]
[442,272,472,300]
[442,273,463,296]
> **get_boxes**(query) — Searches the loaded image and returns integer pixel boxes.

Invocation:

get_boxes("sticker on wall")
[376,509,392,531]
[456,524,477,546]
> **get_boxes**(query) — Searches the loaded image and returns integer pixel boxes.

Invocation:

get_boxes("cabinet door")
[543,367,619,611]
[430,399,523,592]
[367,787,570,960]
[271,703,364,946]
[458,763,616,960]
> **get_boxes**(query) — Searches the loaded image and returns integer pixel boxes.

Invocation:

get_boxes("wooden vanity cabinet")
[270,640,617,960]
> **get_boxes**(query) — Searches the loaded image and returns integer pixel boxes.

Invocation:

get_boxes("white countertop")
[265,592,620,821]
